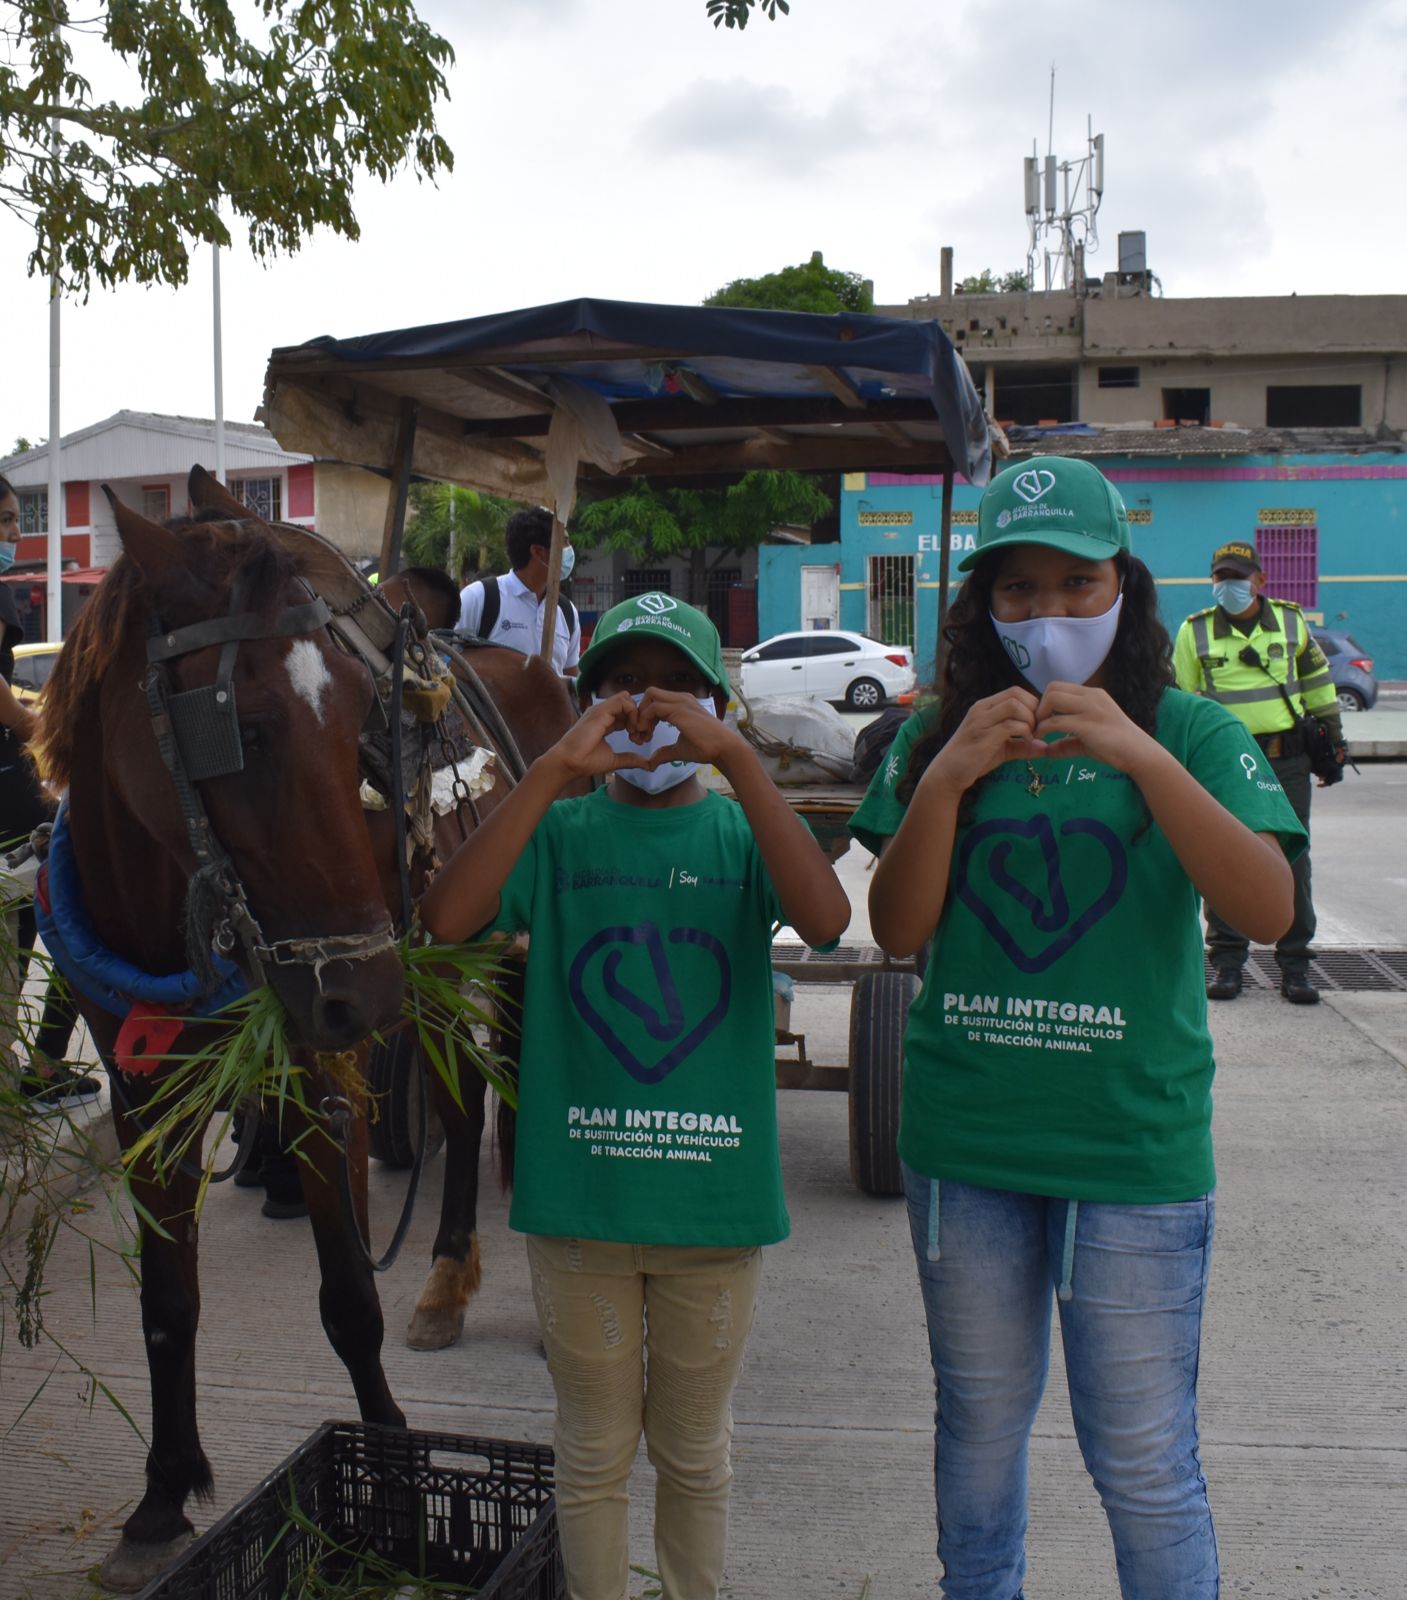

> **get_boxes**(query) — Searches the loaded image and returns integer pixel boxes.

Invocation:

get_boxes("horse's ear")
[106,487,184,581]
[189,465,259,522]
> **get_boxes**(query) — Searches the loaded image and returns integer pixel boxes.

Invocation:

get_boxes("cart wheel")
[366,1026,446,1169]
[848,971,915,1197]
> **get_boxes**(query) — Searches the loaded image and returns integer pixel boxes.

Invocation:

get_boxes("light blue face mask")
[0,543,15,574]
[558,545,575,582]
[1212,578,1255,613]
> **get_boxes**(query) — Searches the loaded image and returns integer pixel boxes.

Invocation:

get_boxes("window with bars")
[1256,527,1318,609]
[17,489,46,535]
[233,476,282,522]
[866,554,916,648]
[141,485,171,521]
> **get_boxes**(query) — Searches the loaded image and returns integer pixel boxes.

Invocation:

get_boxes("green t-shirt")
[486,786,790,1246]
[849,689,1307,1203]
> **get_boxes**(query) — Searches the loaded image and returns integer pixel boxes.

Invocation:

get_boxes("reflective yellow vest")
[1171,599,1338,737]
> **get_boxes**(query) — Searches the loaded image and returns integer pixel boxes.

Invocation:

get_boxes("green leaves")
[404,484,515,578]
[573,471,832,566]
[705,0,791,28]
[706,252,873,316]
[0,0,454,294]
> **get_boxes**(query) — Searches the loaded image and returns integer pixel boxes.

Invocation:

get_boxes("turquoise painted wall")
[759,453,1407,679]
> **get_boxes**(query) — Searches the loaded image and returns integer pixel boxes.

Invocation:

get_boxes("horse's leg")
[406,1063,486,1351]
[291,1091,406,1426]
[99,1153,211,1593]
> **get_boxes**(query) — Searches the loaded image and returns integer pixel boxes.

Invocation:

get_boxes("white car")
[739,631,916,710]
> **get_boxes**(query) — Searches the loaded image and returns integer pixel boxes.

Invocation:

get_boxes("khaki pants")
[526,1236,763,1600]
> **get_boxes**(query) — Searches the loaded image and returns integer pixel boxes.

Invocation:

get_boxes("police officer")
[457,506,580,677]
[1172,540,1346,1004]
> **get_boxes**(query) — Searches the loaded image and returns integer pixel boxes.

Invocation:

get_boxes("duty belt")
[1255,729,1296,759]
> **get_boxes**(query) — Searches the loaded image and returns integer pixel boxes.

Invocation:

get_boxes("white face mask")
[558,545,576,582]
[1212,577,1254,613]
[990,593,1124,694]
[594,692,716,794]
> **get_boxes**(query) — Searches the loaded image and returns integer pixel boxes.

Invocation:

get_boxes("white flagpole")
[46,122,63,643]
[212,239,226,484]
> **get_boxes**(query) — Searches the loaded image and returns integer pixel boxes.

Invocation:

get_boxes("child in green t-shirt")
[422,594,848,1600]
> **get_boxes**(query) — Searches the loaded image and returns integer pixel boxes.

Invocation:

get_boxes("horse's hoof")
[99,1531,194,1592]
[406,1303,466,1350]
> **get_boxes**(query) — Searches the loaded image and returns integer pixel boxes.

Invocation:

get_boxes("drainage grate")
[773,944,1407,993]
[1215,948,1407,993]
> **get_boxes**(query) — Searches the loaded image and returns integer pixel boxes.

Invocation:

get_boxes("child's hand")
[923,686,1046,796]
[636,688,734,771]
[1032,682,1154,772]
[551,691,653,781]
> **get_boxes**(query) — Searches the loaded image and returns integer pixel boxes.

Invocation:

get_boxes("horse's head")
[100,497,405,1051]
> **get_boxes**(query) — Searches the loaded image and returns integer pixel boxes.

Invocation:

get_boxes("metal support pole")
[937,467,954,637]
[212,241,227,485]
[46,124,62,642]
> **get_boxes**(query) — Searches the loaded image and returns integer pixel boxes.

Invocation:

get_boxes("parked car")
[8,640,61,704]
[1311,628,1377,712]
[739,630,916,710]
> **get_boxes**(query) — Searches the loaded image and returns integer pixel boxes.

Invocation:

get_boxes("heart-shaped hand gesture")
[554,690,656,780]
[634,687,732,771]
[1032,682,1155,773]
[921,686,1047,797]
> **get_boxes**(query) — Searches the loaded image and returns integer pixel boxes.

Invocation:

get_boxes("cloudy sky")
[2,0,1403,456]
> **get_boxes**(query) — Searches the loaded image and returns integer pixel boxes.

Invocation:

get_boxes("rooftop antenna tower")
[1023,69,1104,293]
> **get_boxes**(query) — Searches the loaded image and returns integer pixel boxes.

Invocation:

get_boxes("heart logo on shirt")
[954,816,1128,973]
[568,922,731,1085]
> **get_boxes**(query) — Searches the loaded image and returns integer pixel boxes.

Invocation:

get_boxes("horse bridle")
[141,574,398,992]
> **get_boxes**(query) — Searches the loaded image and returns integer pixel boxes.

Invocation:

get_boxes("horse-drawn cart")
[259,295,992,1200]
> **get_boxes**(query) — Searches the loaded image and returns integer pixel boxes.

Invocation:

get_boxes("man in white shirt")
[457,506,581,677]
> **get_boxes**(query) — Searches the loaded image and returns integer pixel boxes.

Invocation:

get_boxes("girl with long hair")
[850,457,1303,1599]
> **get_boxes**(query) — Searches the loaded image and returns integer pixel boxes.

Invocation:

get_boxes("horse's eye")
[238,724,263,752]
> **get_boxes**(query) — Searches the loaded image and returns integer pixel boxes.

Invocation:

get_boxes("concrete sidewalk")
[1340,701,1407,758]
[2,984,1404,1599]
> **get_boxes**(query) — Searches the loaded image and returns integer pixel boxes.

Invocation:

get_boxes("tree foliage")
[705,0,790,27]
[957,267,1032,294]
[404,484,515,579]
[573,472,832,605]
[706,251,873,316]
[0,0,455,294]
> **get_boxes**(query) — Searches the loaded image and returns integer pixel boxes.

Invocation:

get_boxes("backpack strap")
[477,575,500,639]
[557,593,576,633]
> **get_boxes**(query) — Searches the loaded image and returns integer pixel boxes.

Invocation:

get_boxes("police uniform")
[1172,555,1342,997]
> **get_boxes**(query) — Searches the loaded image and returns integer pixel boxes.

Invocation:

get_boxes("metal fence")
[866,554,916,648]
[571,571,759,647]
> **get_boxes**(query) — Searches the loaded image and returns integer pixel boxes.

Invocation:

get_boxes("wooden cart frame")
[261,297,992,1195]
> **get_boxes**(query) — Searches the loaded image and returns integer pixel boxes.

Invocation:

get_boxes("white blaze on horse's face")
[285,637,333,725]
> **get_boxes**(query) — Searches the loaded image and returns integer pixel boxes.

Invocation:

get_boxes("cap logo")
[1012,468,1056,505]
[635,593,678,615]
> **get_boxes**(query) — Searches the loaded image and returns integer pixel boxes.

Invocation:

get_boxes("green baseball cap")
[576,592,730,699]
[959,455,1131,571]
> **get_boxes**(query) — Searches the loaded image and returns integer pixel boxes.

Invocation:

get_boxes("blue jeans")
[902,1167,1218,1600]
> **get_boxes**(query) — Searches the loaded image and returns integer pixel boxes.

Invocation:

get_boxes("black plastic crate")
[134,1421,563,1599]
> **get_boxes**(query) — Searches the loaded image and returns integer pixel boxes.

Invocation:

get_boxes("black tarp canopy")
[261,296,992,506]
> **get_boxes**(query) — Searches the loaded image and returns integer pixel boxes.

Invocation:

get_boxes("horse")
[175,468,585,1355]
[34,496,413,1591]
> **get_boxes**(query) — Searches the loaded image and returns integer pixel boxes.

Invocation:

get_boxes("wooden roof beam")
[625,432,675,457]
[809,364,867,409]
[456,394,937,439]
